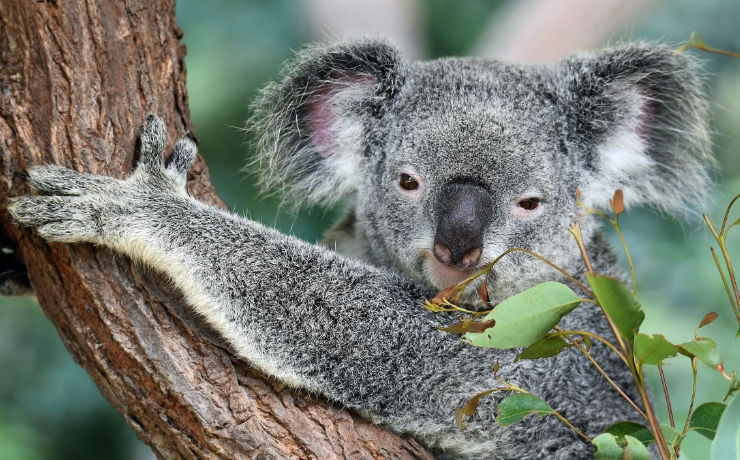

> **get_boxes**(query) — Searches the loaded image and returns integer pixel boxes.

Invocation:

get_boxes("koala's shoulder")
[321,208,373,263]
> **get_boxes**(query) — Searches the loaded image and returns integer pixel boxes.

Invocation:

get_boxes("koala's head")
[251,39,711,300]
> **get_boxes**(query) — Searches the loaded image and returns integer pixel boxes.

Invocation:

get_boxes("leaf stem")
[719,193,740,236]
[551,410,592,442]
[676,32,740,58]
[676,359,698,456]
[549,329,629,367]
[557,329,648,420]
[568,221,630,360]
[658,365,674,428]
[705,213,740,326]
[612,221,638,296]
[494,376,529,395]
[709,248,740,323]
[458,247,594,298]
[718,239,740,324]
[636,375,672,460]
[569,222,594,275]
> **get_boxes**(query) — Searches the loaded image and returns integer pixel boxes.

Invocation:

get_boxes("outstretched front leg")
[8,115,448,402]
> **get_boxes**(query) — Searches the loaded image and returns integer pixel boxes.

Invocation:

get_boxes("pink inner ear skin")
[306,95,336,158]
[305,72,379,159]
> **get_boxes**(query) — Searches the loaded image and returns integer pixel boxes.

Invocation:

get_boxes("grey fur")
[8,39,712,459]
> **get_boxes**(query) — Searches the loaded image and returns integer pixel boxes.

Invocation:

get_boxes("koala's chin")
[423,253,479,291]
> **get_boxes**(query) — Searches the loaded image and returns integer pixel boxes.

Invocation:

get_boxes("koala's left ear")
[560,44,713,214]
[249,38,404,206]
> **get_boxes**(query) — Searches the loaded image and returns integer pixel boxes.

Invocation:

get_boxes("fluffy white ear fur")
[576,57,712,217]
[580,87,657,211]
[304,74,379,202]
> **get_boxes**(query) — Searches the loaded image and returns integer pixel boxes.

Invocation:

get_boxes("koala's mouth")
[423,251,483,290]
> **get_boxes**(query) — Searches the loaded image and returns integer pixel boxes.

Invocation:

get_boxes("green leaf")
[514,336,569,361]
[677,337,722,370]
[711,394,740,459]
[605,421,654,446]
[495,393,553,426]
[467,282,582,348]
[592,433,651,460]
[689,402,726,440]
[587,274,644,346]
[634,333,677,366]
[660,423,685,449]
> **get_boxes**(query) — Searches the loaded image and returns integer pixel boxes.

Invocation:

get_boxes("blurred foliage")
[0,298,142,460]
[1,0,738,458]
[422,0,506,56]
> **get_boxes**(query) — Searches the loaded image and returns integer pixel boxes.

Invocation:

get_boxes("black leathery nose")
[433,181,493,268]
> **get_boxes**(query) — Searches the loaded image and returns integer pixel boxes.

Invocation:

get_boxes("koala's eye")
[399,173,419,191]
[517,198,540,210]
[513,196,543,217]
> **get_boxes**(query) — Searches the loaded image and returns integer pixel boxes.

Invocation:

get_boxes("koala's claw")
[8,195,100,243]
[27,165,113,196]
[167,135,197,177]
[136,115,168,174]
[135,116,196,186]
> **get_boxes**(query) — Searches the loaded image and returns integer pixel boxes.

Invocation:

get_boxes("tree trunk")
[0,1,434,458]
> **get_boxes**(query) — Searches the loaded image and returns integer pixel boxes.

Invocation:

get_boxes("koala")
[8,38,710,459]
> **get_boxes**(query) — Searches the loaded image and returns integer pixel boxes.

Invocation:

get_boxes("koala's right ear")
[249,39,404,206]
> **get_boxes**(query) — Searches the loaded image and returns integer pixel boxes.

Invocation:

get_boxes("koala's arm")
[9,117,634,459]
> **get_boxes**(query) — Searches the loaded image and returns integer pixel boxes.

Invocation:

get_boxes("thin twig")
[551,410,592,442]
[710,248,740,323]
[612,222,638,296]
[550,329,629,367]
[558,330,648,420]
[676,359,699,457]
[457,247,594,297]
[719,193,740,235]
[658,365,674,429]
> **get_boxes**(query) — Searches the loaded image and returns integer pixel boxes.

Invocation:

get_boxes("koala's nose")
[433,181,493,269]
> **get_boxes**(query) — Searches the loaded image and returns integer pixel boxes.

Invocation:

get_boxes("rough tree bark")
[0,1,435,459]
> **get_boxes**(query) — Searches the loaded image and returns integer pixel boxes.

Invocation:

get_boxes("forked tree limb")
[0,1,435,458]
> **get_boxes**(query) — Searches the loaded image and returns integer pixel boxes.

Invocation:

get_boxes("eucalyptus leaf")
[677,337,722,370]
[514,336,568,361]
[689,402,726,440]
[711,395,740,460]
[661,423,685,449]
[605,421,654,446]
[634,333,677,366]
[495,393,553,426]
[467,282,582,348]
[587,274,644,346]
[592,433,651,460]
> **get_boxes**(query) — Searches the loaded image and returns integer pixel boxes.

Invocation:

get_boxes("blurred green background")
[1,0,739,458]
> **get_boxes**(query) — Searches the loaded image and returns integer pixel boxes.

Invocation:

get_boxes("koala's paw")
[8,167,114,243]
[9,116,197,244]
[134,115,197,189]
